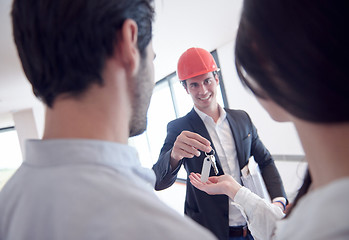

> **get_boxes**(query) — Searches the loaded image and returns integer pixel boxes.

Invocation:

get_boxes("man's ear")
[215,73,220,85]
[116,19,140,75]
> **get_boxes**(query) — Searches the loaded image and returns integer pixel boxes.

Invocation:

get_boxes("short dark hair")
[235,0,349,123]
[12,0,154,107]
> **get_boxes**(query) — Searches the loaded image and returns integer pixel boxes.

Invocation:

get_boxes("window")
[0,127,22,190]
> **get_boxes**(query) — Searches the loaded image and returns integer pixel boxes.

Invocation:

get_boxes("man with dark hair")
[153,47,287,240]
[0,1,216,239]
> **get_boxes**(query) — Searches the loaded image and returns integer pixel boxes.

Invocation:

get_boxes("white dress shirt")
[234,178,349,240]
[0,139,216,240]
[194,105,247,226]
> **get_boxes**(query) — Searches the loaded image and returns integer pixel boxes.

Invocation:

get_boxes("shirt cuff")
[272,197,286,205]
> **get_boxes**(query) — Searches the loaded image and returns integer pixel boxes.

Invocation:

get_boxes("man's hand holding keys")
[170,131,212,169]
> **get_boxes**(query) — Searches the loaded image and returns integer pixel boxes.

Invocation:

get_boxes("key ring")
[205,149,215,157]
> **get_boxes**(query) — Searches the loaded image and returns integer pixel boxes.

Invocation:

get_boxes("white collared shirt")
[234,178,349,240]
[0,139,216,240]
[194,105,246,226]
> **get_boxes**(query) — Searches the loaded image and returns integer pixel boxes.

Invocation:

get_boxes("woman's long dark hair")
[235,0,348,215]
[235,0,349,123]
[285,169,312,217]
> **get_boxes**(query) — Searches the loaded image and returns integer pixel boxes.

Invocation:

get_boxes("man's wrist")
[169,152,182,173]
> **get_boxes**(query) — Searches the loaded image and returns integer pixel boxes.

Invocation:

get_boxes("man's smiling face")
[185,72,219,112]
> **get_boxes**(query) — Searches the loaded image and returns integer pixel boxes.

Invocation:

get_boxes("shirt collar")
[194,104,227,124]
[24,139,156,186]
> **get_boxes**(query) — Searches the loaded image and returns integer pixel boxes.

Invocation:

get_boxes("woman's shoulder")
[275,178,349,240]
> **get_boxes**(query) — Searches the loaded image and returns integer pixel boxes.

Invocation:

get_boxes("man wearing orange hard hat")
[153,47,287,240]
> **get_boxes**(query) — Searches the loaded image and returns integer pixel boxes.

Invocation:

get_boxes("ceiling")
[0,0,243,118]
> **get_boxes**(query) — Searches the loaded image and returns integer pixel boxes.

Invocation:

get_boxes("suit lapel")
[187,108,211,141]
[225,109,245,169]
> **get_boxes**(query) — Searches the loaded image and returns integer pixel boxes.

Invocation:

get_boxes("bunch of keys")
[200,149,219,182]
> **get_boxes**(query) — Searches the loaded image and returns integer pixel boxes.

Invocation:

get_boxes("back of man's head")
[11,0,154,108]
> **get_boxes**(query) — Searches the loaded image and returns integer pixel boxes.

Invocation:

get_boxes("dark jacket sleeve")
[246,113,287,201]
[152,120,184,190]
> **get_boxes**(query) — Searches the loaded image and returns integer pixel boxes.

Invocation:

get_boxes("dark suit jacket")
[152,108,287,240]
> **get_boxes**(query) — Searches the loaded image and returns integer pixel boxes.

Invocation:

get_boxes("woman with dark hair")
[189,0,349,239]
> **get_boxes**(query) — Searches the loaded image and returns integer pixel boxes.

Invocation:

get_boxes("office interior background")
[0,0,307,213]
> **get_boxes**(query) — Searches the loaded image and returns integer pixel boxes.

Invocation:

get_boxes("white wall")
[0,112,14,129]
[12,109,38,155]
[12,105,45,156]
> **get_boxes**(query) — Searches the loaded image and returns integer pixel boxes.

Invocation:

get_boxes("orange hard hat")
[177,47,218,81]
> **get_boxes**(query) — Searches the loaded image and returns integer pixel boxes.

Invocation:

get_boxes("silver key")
[210,155,219,175]
[205,150,219,175]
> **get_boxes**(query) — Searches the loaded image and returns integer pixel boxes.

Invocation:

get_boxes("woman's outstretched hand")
[189,172,242,199]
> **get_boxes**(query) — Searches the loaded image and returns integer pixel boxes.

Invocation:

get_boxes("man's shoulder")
[107,181,217,239]
[224,108,247,116]
[275,179,349,240]
[224,108,250,120]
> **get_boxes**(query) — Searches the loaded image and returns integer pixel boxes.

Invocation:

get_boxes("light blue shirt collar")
[25,139,156,186]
